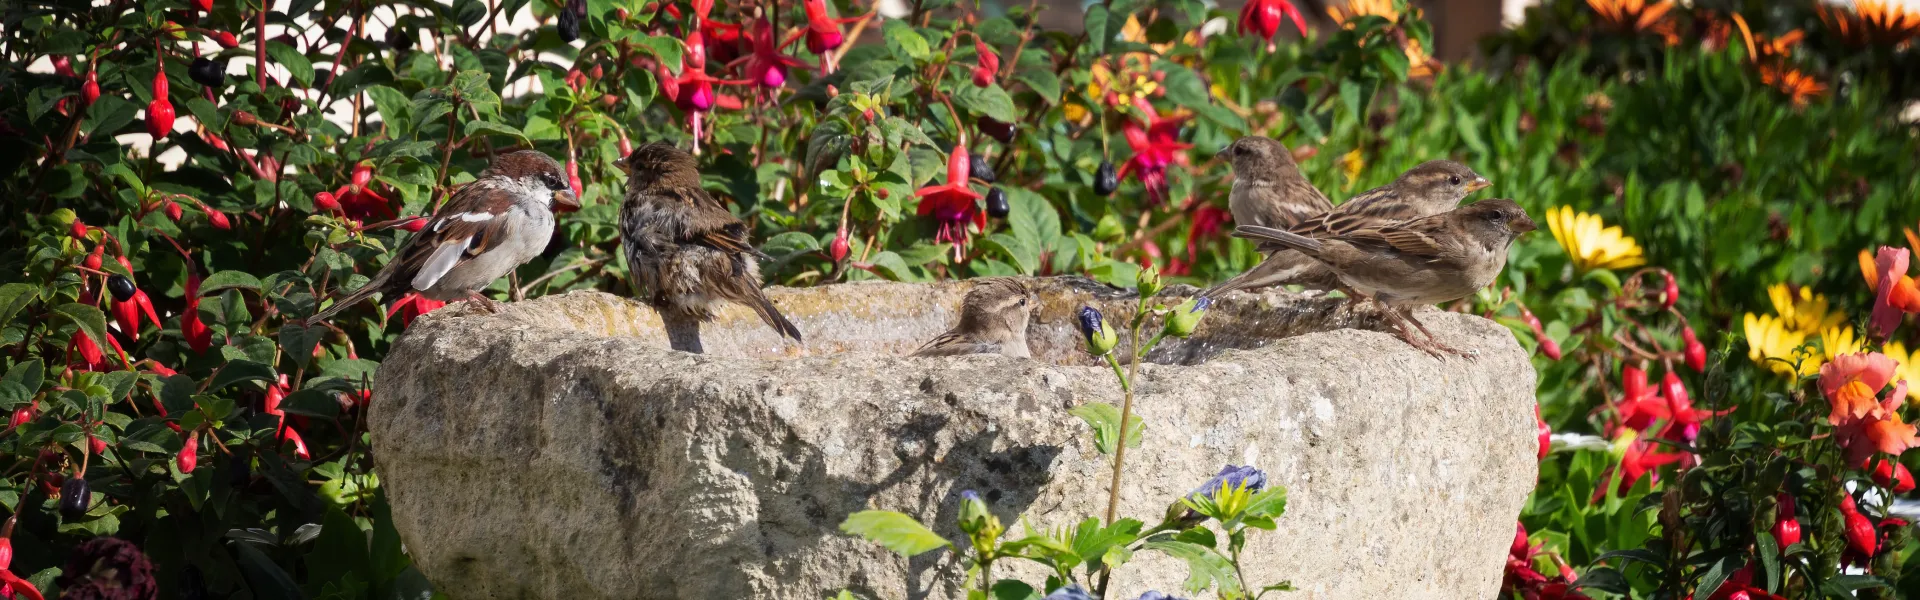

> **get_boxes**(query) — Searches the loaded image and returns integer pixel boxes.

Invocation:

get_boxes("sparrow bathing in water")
[1232,198,1536,357]
[620,143,802,352]
[1205,159,1491,298]
[909,278,1036,358]
[305,150,579,325]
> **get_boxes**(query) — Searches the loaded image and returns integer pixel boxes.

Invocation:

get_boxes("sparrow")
[1219,136,1332,231]
[620,142,803,346]
[1203,159,1491,298]
[305,150,579,324]
[1232,198,1536,357]
[909,278,1035,358]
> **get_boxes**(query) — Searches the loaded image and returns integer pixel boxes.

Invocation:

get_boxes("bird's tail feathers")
[1231,225,1322,253]
[751,293,804,343]
[303,271,392,326]
[1201,255,1313,299]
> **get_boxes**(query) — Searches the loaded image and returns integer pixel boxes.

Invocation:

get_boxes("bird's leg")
[466,291,503,314]
[1388,307,1474,359]
[661,312,706,354]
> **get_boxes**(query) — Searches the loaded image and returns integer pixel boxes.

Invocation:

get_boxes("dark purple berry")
[978,118,1014,143]
[970,156,996,183]
[557,8,581,42]
[108,274,137,302]
[60,476,91,520]
[188,58,225,89]
[1093,160,1118,196]
[985,187,1009,218]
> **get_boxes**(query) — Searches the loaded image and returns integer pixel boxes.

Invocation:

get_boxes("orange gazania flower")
[1818,0,1920,48]
[1328,0,1440,79]
[1732,13,1826,106]
[1758,65,1828,106]
[1822,352,1899,426]
[1588,0,1679,44]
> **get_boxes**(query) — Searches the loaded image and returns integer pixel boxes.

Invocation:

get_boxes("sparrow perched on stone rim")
[305,150,579,325]
[1220,136,1333,231]
[909,278,1036,358]
[1233,198,1536,357]
[620,143,802,349]
[1204,159,1491,298]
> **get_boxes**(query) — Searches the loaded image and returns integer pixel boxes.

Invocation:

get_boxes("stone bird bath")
[370,277,1539,599]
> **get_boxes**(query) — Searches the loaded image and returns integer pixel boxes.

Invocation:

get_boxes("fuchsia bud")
[9,407,31,428]
[351,162,374,190]
[972,38,1000,87]
[213,31,239,48]
[177,432,198,473]
[567,159,583,198]
[830,229,850,262]
[1772,517,1801,550]
[70,220,89,239]
[1660,271,1679,309]
[52,55,76,78]
[1840,495,1877,559]
[396,217,427,232]
[314,191,340,212]
[89,435,107,455]
[205,207,231,229]
[81,71,100,106]
[165,201,183,221]
[1535,405,1550,460]
[1682,326,1706,373]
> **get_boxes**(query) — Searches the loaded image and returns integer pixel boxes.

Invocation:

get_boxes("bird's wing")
[662,184,764,258]
[1239,178,1333,230]
[1346,219,1460,264]
[909,331,997,357]
[398,183,524,290]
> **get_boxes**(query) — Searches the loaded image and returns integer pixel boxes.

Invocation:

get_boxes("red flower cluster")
[1116,99,1192,205]
[1503,523,1588,600]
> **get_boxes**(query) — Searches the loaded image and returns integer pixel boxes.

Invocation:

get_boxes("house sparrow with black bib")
[620,143,802,352]
[909,278,1035,358]
[305,150,578,324]
[1220,136,1333,231]
[1204,159,1490,298]
[1232,198,1535,357]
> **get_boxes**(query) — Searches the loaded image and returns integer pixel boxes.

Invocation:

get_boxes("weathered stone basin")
[370,277,1539,599]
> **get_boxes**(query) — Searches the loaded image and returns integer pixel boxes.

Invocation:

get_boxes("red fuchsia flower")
[282,426,310,459]
[263,374,289,436]
[212,31,238,49]
[972,37,1001,87]
[1871,459,1915,493]
[178,430,198,473]
[147,69,174,139]
[1661,371,1728,443]
[313,191,341,213]
[1772,513,1802,551]
[395,216,428,233]
[1536,405,1551,460]
[916,146,987,248]
[736,17,809,90]
[1518,305,1561,360]
[1682,325,1706,372]
[1595,436,1685,500]
[1237,0,1307,47]
[182,270,212,354]
[1660,271,1678,309]
[0,538,45,600]
[331,182,396,221]
[1866,246,1920,338]
[1613,365,1668,434]
[1184,204,1231,263]
[799,0,860,72]
[386,291,448,327]
[68,330,105,371]
[1839,494,1878,565]
[1116,101,1193,205]
[829,229,850,262]
[52,55,76,78]
[81,70,100,106]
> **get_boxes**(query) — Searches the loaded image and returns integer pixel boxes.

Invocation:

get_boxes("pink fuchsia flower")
[1116,102,1192,205]
[734,17,809,90]
[1238,0,1307,47]
[1820,352,1899,427]
[916,147,986,248]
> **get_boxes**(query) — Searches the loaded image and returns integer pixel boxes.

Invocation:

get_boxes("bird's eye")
[1487,211,1507,224]
[542,174,567,191]
[1448,175,1462,186]
[1017,297,1029,306]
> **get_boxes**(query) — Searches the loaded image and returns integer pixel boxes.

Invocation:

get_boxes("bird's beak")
[553,190,581,213]
[1466,177,1492,193]
[1510,215,1537,235]
[614,160,631,174]
[1214,146,1230,160]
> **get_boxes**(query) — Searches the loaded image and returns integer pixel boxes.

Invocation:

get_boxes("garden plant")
[2,0,1920,597]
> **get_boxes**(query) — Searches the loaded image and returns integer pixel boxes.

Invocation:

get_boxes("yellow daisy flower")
[1545,205,1646,272]
[1821,326,1864,359]
[1884,341,1920,404]
[1766,283,1847,335]
[1744,312,1821,377]
[1340,149,1365,188]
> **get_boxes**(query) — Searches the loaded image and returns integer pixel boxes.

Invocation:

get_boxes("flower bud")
[1660,271,1678,310]
[1162,297,1210,338]
[829,230,850,262]
[89,435,108,455]
[9,406,32,427]
[1078,306,1117,356]
[1874,460,1916,493]
[1137,264,1163,298]
[165,201,184,221]
[957,490,993,535]
[213,31,239,48]
[206,208,231,229]
[1682,326,1705,373]
[147,98,175,138]
[82,71,100,106]
[232,110,259,127]
[1772,517,1801,550]
[60,476,91,520]
[314,191,340,212]
[1535,405,1551,460]
[178,432,199,473]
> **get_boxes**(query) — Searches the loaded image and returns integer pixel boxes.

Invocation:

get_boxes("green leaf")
[1143,540,1240,595]
[1157,64,1210,110]
[366,85,413,133]
[1244,486,1288,519]
[990,580,1038,600]
[323,358,381,384]
[1015,70,1062,103]
[53,303,110,350]
[307,505,374,594]
[1068,402,1144,454]
[631,35,685,73]
[979,234,1038,274]
[839,510,951,557]
[267,42,316,87]
[0,283,37,327]
[464,120,528,142]
[234,541,306,600]
[200,271,263,296]
[208,360,276,391]
[278,323,328,369]
[1084,5,1111,55]
[881,20,931,62]
[953,84,1018,124]
[1071,517,1143,565]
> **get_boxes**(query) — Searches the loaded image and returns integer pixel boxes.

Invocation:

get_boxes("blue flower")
[1192,464,1266,499]
[1044,585,1096,600]
[1078,306,1117,355]
[1137,592,1186,600]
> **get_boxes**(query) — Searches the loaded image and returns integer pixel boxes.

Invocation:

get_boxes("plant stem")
[1102,328,1141,526]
